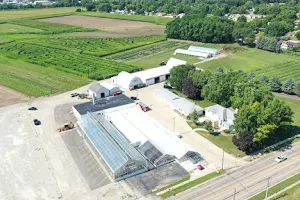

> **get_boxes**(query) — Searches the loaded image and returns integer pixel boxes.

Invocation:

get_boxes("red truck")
[138,102,149,112]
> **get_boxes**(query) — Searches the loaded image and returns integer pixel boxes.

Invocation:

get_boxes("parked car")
[28,107,37,110]
[164,84,172,89]
[196,164,204,170]
[70,93,79,97]
[130,96,138,100]
[113,91,122,96]
[33,119,41,126]
[138,102,149,112]
[275,155,287,163]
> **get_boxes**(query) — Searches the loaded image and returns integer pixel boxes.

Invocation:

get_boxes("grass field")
[160,171,223,199]
[0,7,76,22]
[27,35,166,56]
[197,131,246,157]
[249,173,300,200]
[276,97,300,126]
[0,23,43,33]
[75,11,173,25]
[270,183,300,200]
[0,56,89,96]
[198,48,300,83]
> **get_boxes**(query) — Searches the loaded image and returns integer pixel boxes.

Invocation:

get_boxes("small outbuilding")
[88,83,109,99]
[100,82,120,95]
[174,49,212,59]
[111,71,144,90]
[188,46,221,56]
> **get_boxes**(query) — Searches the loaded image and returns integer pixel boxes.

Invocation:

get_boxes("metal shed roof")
[174,49,211,58]
[188,46,220,54]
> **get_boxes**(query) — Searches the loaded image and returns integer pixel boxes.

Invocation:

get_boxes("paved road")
[171,143,300,200]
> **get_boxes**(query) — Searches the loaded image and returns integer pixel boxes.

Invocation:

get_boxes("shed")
[111,71,143,90]
[88,83,109,98]
[174,49,211,58]
[100,82,120,95]
[166,58,187,67]
[188,46,221,56]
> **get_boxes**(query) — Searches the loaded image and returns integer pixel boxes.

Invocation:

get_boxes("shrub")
[76,8,82,12]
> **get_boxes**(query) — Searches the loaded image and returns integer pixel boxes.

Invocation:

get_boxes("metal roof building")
[103,105,202,166]
[174,49,211,59]
[111,71,144,90]
[153,88,204,116]
[78,112,148,181]
[188,46,221,56]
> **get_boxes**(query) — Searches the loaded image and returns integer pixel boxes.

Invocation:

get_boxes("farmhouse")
[174,49,212,59]
[188,46,221,56]
[88,83,109,98]
[205,104,237,131]
[133,58,187,86]
[73,94,203,181]
[111,71,144,90]
[153,88,203,117]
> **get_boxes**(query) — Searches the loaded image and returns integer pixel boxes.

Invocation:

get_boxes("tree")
[182,78,200,99]
[253,124,277,143]
[205,121,214,133]
[296,84,300,97]
[237,15,247,22]
[188,70,211,90]
[265,21,292,37]
[269,76,282,92]
[232,132,257,154]
[296,32,300,40]
[260,75,269,83]
[188,110,198,123]
[282,79,295,94]
[86,3,95,11]
[216,67,224,73]
[168,65,195,91]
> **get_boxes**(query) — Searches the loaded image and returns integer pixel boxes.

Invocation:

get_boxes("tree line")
[167,65,294,154]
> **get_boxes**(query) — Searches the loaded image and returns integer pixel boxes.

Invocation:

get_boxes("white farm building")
[100,82,120,95]
[174,49,211,59]
[88,83,110,98]
[111,71,144,90]
[188,46,221,56]
[153,88,204,117]
[101,104,202,166]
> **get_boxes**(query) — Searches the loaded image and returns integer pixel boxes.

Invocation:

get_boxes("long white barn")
[174,49,211,58]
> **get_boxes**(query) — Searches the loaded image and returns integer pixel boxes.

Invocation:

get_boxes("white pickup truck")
[275,155,287,163]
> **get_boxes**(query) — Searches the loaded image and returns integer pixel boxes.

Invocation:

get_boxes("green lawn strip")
[197,131,246,157]
[249,173,300,200]
[75,11,173,25]
[160,171,224,199]
[270,182,300,200]
[169,89,216,108]
[152,176,190,193]
[275,97,300,127]
[0,56,89,96]
[186,121,204,129]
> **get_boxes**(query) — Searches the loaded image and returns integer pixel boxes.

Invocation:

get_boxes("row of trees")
[168,66,294,154]
[256,37,281,52]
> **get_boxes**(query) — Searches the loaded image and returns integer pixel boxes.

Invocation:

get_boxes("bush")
[223,129,230,134]
[205,121,214,133]
[76,8,82,12]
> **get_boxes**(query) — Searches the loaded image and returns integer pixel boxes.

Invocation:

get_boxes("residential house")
[156,12,166,17]
[285,31,296,38]
[294,20,300,27]
[205,104,237,131]
[281,40,300,49]
[177,13,185,18]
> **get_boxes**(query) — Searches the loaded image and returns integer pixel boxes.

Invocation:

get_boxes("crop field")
[75,11,173,25]
[0,56,89,96]
[0,23,43,34]
[0,42,139,80]
[10,20,97,34]
[0,7,76,22]
[198,48,300,82]
[28,35,166,56]
[40,16,165,37]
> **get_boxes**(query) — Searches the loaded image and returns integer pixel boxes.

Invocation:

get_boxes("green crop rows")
[255,60,300,83]
[107,41,189,61]
[28,35,166,56]
[10,20,97,34]
[0,42,140,80]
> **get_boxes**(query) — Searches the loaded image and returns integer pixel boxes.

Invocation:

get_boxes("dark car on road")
[130,96,138,100]
[33,119,41,126]
[70,93,79,97]
[28,107,38,110]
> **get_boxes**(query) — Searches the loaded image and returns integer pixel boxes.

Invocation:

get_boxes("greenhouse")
[78,112,148,181]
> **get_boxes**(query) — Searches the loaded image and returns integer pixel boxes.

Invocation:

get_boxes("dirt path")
[273,92,300,100]
[0,85,31,107]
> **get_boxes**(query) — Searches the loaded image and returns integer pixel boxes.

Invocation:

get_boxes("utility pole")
[222,148,225,171]
[265,177,271,200]
[233,188,236,200]
[172,117,176,132]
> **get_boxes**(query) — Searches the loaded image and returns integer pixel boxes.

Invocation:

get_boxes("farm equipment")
[58,122,74,132]
[78,93,89,99]
[160,61,166,66]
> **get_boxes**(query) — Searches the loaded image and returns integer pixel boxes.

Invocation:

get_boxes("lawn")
[75,11,173,25]
[270,183,300,200]
[0,7,76,22]
[249,173,300,200]
[0,23,43,33]
[275,97,300,127]
[198,48,300,83]
[197,131,246,157]
[160,171,223,199]
[0,56,89,96]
